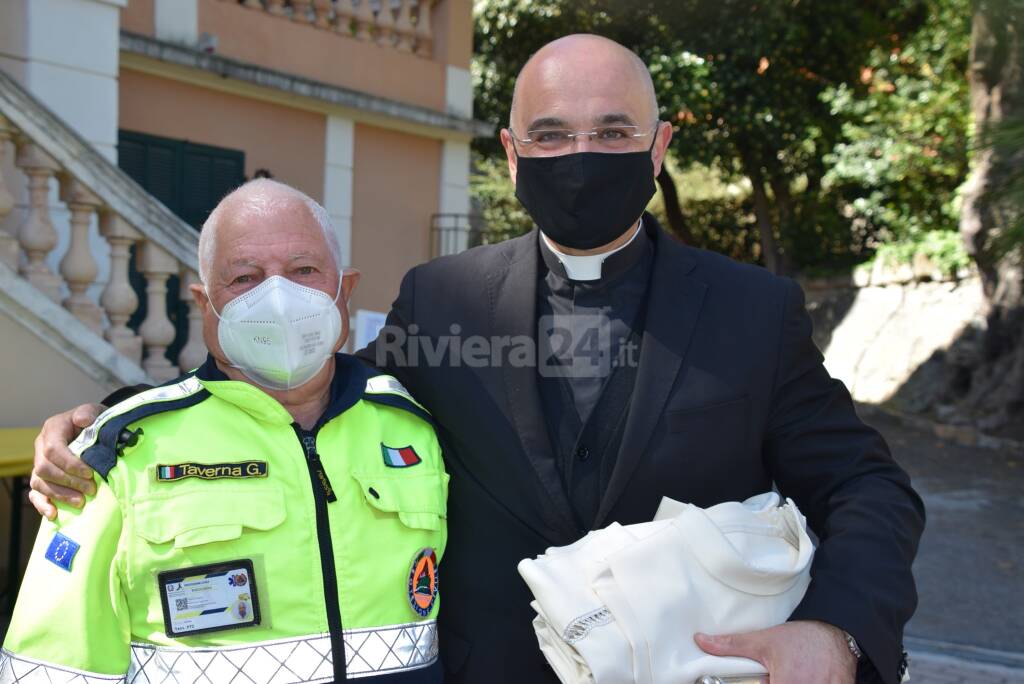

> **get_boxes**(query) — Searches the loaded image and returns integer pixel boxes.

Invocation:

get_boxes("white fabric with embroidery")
[517,492,815,684]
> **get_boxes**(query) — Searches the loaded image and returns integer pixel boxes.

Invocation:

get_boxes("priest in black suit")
[358,34,923,684]
[28,33,923,684]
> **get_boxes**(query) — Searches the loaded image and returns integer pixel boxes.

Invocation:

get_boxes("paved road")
[909,649,1024,683]
[861,408,1024,682]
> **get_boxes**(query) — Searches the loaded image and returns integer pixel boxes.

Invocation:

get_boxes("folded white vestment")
[517,492,815,684]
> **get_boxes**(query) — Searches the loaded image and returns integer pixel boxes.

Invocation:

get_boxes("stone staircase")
[0,68,205,391]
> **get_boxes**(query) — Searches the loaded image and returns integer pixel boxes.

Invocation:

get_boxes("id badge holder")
[158,559,262,638]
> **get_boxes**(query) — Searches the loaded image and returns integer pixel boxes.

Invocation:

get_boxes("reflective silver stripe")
[346,621,438,679]
[127,621,437,682]
[0,649,125,683]
[69,376,205,457]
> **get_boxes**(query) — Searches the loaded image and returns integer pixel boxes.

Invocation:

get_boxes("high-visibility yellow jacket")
[0,354,448,683]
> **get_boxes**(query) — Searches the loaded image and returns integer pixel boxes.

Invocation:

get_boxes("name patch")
[157,461,268,482]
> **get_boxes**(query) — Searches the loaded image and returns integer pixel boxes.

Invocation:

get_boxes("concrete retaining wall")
[802,273,985,405]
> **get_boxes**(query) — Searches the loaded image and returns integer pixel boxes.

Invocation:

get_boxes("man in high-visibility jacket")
[0,179,447,683]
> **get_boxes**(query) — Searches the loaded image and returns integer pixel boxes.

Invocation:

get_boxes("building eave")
[119,31,495,142]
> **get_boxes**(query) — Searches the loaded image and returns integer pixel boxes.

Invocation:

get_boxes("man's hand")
[695,620,857,684]
[28,403,102,519]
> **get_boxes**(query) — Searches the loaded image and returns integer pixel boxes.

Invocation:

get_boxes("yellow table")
[0,428,35,478]
[1,427,36,612]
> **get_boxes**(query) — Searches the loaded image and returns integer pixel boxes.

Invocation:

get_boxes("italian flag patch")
[381,444,422,468]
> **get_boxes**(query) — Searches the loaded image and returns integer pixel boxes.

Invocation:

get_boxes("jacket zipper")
[295,425,345,681]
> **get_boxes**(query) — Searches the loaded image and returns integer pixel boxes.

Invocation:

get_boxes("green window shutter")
[181,142,245,228]
[116,131,246,229]
[115,131,246,367]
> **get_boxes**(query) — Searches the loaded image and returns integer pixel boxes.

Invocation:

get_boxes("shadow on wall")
[890,308,1024,441]
[800,275,859,356]
[802,268,1023,441]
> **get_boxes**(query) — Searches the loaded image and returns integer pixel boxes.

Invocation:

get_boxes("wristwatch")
[843,631,863,661]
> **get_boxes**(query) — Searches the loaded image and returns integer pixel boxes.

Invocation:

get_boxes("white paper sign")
[355,309,388,351]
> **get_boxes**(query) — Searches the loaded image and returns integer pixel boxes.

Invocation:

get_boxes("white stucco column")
[323,115,357,351]
[324,115,354,269]
[0,0,126,302]
[438,140,471,255]
[0,0,126,162]
[154,0,198,45]
[438,65,473,255]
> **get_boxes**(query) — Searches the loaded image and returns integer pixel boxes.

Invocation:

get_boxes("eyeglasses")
[509,122,660,155]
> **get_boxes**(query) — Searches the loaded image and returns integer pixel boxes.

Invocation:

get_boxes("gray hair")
[198,178,341,284]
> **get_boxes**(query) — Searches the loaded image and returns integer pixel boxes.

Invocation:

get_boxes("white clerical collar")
[540,220,643,282]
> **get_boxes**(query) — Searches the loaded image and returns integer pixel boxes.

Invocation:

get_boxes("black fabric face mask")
[514,145,657,250]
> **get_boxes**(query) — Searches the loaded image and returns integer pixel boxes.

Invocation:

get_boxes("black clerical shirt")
[536,224,654,526]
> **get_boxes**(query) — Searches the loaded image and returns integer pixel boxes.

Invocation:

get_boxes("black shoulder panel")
[80,378,211,480]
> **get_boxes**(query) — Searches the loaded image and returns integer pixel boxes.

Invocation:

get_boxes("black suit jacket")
[357,219,924,684]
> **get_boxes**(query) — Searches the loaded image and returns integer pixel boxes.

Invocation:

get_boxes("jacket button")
[576,446,590,461]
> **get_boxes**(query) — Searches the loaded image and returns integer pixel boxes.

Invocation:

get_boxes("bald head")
[509,34,658,132]
[198,178,339,285]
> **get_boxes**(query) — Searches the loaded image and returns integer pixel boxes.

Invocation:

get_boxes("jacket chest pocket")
[133,485,286,549]
[667,397,750,441]
[351,471,449,532]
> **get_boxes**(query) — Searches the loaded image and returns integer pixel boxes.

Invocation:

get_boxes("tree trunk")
[954,0,1024,421]
[740,151,784,274]
[767,172,795,274]
[655,165,695,245]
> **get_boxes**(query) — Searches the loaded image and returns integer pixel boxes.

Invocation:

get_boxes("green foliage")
[646,160,762,261]
[874,229,972,275]
[468,155,534,243]
[822,0,970,244]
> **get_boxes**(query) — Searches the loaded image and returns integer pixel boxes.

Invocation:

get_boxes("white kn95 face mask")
[211,275,342,391]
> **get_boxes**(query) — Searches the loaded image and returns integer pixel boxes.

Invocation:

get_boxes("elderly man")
[3,180,448,682]
[29,35,923,684]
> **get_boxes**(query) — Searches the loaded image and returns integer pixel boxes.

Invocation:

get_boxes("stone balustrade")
[0,78,205,384]
[232,0,437,57]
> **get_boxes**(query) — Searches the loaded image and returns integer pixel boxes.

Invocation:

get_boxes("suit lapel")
[594,225,707,527]
[488,231,578,539]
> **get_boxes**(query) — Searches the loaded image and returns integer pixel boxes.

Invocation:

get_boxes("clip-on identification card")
[158,559,261,638]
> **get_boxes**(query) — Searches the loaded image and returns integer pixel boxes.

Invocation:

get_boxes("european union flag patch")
[45,532,80,572]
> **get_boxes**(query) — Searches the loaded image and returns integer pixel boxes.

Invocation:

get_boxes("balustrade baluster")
[376,0,397,47]
[0,115,17,270]
[14,140,61,301]
[58,178,104,332]
[291,0,314,22]
[394,0,415,52]
[414,0,434,57]
[353,0,375,40]
[335,0,356,35]
[312,0,333,27]
[177,270,207,372]
[138,242,179,381]
[99,213,143,363]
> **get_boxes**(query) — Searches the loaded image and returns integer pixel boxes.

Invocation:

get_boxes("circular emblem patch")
[407,547,439,617]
